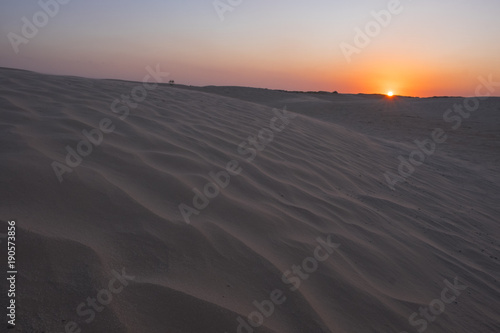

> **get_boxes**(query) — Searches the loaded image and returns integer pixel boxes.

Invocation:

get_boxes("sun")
[387,91,394,97]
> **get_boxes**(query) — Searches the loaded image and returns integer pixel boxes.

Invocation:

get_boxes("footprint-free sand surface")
[1,67,499,332]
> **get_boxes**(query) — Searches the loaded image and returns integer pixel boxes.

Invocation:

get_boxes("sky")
[1,0,499,97]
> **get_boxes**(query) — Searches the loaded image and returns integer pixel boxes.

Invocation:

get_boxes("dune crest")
[1,68,499,332]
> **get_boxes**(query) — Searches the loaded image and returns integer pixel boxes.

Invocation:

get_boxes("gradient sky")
[1,0,499,97]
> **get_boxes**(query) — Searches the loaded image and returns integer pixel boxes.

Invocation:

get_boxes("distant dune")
[1,67,499,332]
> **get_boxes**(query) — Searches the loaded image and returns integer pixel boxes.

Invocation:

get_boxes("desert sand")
[1,67,499,332]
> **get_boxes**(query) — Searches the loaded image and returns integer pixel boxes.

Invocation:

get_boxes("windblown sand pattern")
[1,68,499,332]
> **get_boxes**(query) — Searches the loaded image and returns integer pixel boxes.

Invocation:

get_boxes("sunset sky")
[1,0,499,97]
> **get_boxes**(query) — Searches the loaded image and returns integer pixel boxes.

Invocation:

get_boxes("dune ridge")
[1,67,499,332]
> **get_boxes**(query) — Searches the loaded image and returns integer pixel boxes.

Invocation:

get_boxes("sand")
[0,67,499,332]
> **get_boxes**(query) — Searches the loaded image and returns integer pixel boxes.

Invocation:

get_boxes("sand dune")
[1,67,499,332]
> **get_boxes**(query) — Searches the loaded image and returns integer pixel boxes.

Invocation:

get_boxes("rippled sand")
[1,67,499,332]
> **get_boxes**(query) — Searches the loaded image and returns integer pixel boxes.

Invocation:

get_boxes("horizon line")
[2,66,498,99]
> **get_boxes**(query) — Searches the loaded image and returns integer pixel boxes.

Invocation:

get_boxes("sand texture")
[1,67,499,332]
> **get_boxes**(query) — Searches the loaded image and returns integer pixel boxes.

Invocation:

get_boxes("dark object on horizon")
[169,80,175,85]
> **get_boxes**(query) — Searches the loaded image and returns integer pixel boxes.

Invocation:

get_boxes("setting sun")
[387,91,394,97]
